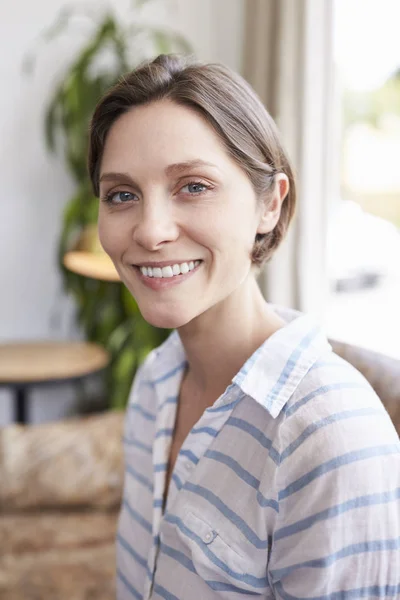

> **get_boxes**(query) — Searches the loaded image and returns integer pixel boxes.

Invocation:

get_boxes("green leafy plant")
[28,0,191,409]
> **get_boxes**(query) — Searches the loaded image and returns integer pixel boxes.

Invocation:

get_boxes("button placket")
[173,455,195,491]
[202,529,217,545]
[167,385,243,511]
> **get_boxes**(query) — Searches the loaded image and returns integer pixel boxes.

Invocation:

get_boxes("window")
[325,0,400,358]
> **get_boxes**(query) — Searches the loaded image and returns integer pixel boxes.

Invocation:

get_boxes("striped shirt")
[117,305,400,600]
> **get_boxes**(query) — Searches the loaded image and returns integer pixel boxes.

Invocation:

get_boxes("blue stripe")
[159,395,178,411]
[153,584,180,600]
[122,499,152,534]
[129,403,156,421]
[185,482,269,549]
[265,326,319,407]
[309,360,349,371]
[160,542,263,594]
[126,465,153,492]
[154,498,164,508]
[271,537,400,581]
[234,345,265,385]
[275,581,400,600]
[279,445,399,501]
[154,462,168,472]
[163,514,269,588]
[205,450,259,487]
[206,396,242,413]
[172,472,183,490]
[256,491,279,511]
[150,361,187,385]
[191,426,219,437]
[280,408,385,462]
[207,581,261,595]
[141,379,156,388]
[117,568,142,600]
[156,428,174,438]
[204,450,279,511]
[284,382,366,418]
[275,487,400,541]
[226,417,280,464]
[117,533,148,569]
[179,449,199,465]
[123,437,152,454]
[160,541,196,573]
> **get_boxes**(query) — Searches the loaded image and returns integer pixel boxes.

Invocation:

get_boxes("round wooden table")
[63,251,120,282]
[0,341,110,424]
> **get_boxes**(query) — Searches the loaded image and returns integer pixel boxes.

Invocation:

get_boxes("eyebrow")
[99,172,136,184]
[99,160,219,185]
[164,160,219,176]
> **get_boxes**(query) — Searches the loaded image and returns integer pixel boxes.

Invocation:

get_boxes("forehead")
[100,99,232,174]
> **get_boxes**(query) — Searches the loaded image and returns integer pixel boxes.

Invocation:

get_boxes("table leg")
[15,387,27,424]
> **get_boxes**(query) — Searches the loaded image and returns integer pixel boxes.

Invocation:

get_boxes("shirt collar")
[232,306,332,417]
[147,329,187,385]
[150,306,331,418]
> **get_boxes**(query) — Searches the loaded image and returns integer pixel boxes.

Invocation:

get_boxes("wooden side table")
[63,251,120,281]
[0,341,110,424]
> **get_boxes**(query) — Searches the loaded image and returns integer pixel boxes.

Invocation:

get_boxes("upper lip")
[134,260,201,268]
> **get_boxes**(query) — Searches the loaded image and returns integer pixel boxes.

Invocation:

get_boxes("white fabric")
[117,306,400,600]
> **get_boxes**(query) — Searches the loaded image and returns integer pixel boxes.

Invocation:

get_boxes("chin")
[138,304,194,330]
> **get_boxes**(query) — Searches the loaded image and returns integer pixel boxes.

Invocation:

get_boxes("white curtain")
[243,0,338,320]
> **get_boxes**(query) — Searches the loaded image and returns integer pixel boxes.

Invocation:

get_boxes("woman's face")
[98,100,277,329]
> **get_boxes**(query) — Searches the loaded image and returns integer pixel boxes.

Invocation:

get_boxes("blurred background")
[0,0,399,425]
[326,0,400,358]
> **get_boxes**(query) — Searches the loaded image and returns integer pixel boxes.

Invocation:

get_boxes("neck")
[177,274,285,403]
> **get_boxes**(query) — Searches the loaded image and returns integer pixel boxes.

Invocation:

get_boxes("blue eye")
[182,182,208,195]
[106,191,137,204]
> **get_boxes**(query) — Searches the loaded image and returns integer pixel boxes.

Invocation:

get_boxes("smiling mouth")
[136,260,202,279]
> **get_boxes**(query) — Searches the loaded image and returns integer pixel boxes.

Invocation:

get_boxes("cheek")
[200,209,256,260]
[98,210,129,257]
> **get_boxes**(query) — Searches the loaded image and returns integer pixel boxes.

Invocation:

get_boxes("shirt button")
[185,461,194,471]
[204,532,213,543]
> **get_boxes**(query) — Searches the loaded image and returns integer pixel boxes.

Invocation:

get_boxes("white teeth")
[139,260,202,278]
[162,266,174,278]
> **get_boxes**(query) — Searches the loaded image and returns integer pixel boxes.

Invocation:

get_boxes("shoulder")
[284,348,393,422]
[274,349,400,496]
[268,357,400,596]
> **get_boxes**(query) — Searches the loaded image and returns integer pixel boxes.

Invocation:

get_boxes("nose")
[132,198,180,251]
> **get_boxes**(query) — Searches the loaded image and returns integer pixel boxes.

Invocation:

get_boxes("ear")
[256,173,290,234]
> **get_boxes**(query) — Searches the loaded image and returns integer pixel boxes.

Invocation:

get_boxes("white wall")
[173,0,245,70]
[0,0,245,425]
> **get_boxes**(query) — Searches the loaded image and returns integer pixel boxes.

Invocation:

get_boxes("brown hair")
[88,54,296,266]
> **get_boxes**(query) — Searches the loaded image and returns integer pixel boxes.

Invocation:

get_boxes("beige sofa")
[0,412,123,600]
[0,342,399,600]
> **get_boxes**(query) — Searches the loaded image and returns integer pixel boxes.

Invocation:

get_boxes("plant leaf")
[36,2,187,408]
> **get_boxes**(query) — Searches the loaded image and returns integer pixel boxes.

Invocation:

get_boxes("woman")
[88,55,400,599]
